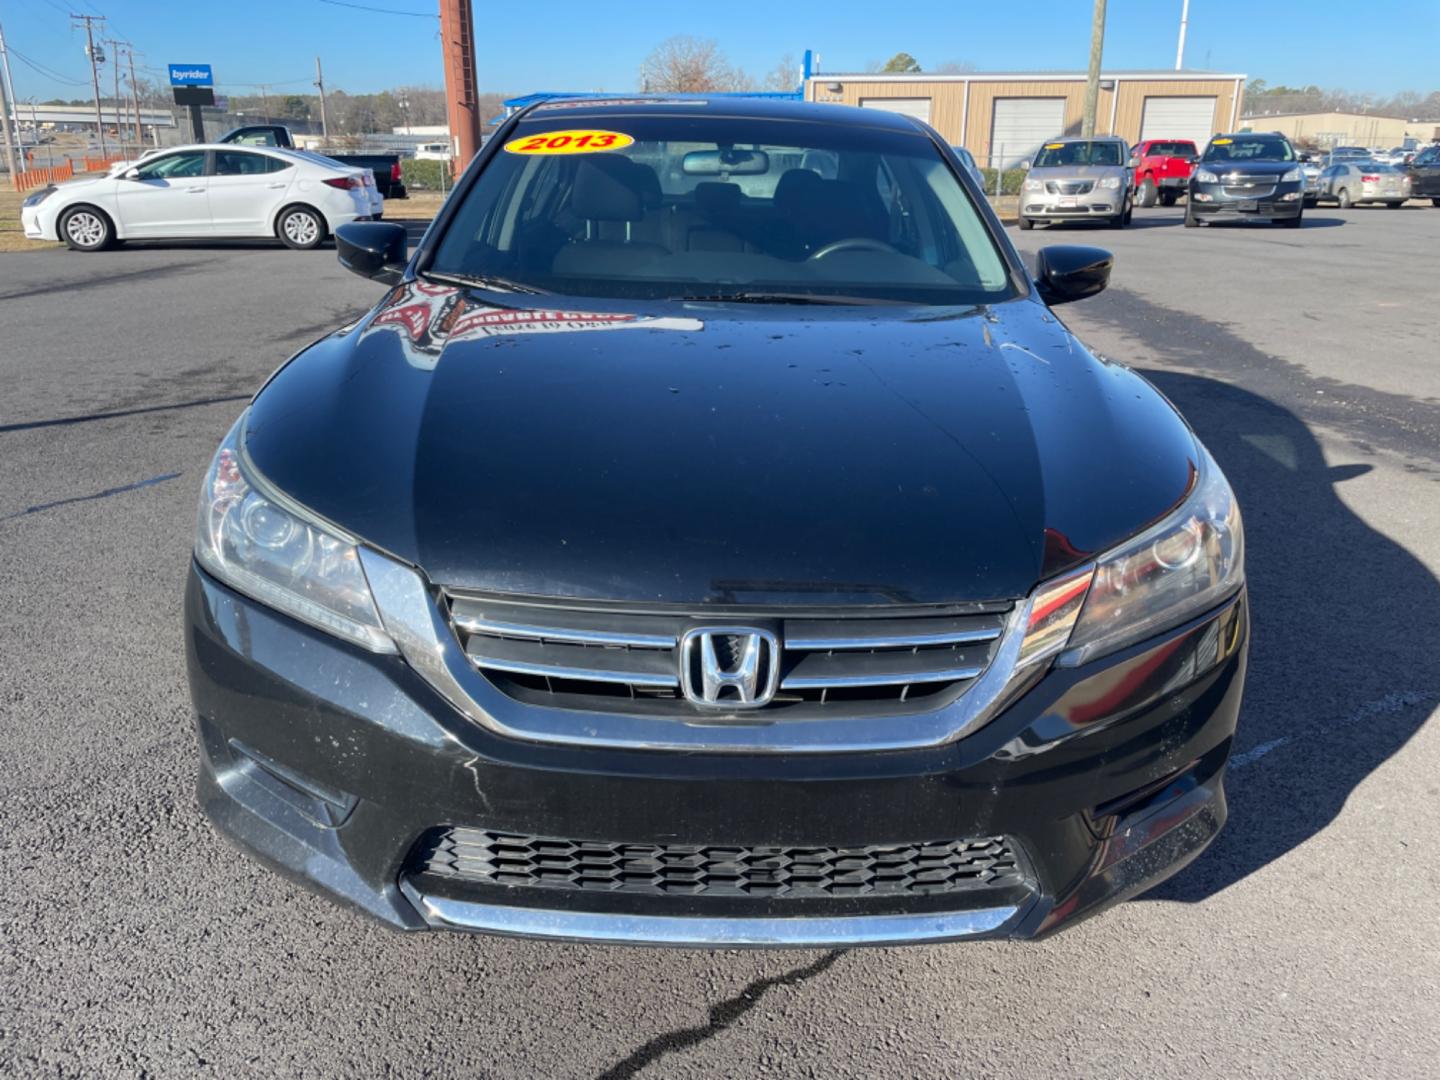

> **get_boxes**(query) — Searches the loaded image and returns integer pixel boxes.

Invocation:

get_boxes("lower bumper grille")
[413,827,1024,899]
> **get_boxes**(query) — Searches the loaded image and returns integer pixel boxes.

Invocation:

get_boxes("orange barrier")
[80,154,126,172]
[11,161,75,192]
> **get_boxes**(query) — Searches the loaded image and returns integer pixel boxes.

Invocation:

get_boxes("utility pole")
[1080,0,1107,139]
[314,57,329,140]
[72,14,108,156]
[0,24,19,179]
[105,39,130,155]
[439,0,481,166]
[126,48,143,146]
[0,15,23,177]
[1175,0,1190,70]
[257,83,272,124]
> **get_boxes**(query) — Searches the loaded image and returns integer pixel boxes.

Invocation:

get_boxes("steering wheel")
[807,237,897,261]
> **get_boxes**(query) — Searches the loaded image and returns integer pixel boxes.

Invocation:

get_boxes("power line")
[8,44,92,86]
[316,0,437,16]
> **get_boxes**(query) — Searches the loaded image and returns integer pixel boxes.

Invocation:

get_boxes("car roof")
[1046,135,1127,143]
[514,94,928,133]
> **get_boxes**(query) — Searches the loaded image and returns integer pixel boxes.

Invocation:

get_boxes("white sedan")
[21,144,380,252]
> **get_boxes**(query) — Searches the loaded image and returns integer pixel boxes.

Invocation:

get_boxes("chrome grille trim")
[446,593,1012,709]
[359,548,1040,753]
[451,614,676,650]
[784,618,1003,650]
[782,665,985,690]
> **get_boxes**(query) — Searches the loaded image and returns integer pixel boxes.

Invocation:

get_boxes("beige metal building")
[1239,111,1440,149]
[805,70,1245,168]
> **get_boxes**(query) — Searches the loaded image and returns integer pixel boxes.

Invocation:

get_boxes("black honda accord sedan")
[185,97,1246,946]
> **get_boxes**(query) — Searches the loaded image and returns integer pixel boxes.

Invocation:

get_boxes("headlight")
[22,186,56,208]
[1099,175,1122,189]
[1194,168,1218,183]
[1023,178,1043,192]
[1281,167,1302,182]
[1053,445,1243,667]
[195,415,395,653]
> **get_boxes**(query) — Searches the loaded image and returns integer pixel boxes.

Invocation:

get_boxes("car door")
[209,149,295,236]
[1410,147,1440,197]
[113,150,212,237]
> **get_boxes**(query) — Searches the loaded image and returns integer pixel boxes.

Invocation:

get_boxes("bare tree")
[639,36,743,93]
[935,60,977,74]
[762,54,800,93]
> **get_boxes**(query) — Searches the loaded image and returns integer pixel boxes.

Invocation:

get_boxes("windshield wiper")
[677,291,907,306]
[422,270,547,295]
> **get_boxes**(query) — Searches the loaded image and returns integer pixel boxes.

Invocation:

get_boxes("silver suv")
[1019,136,1134,230]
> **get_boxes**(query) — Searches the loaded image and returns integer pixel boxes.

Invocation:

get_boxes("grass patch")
[0,186,60,252]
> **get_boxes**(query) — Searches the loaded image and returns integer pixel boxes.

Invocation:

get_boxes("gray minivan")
[1019,136,1134,230]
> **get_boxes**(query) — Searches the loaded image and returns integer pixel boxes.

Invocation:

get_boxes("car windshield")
[1033,141,1124,167]
[1204,136,1294,163]
[428,112,1015,305]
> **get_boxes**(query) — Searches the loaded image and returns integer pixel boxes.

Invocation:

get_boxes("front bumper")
[1189,180,1304,218]
[20,204,46,239]
[186,564,1247,946]
[1020,190,1124,222]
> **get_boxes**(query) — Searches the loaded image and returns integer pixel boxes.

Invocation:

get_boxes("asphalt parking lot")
[2,203,1438,1078]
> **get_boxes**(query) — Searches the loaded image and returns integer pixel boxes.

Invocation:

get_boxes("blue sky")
[5,0,1436,101]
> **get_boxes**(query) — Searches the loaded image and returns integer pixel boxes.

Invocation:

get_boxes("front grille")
[444,593,1012,714]
[1045,180,1095,195]
[413,827,1024,899]
[1221,182,1275,198]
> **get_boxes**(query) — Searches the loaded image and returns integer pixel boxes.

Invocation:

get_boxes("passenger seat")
[552,157,669,277]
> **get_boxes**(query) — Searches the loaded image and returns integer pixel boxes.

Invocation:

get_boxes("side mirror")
[1127,157,1139,169]
[1020,160,1031,171]
[123,167,140,180]
[1188,155,1201,166]
[1035,245,1112,305]
[335,221,408,286]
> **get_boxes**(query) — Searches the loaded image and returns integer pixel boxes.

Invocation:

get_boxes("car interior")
[434,139,1012,298]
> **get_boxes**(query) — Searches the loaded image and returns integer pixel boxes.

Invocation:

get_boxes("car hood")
[1199,160,1298,177]
[1030,165,1127,180]
[244,285,1198,606]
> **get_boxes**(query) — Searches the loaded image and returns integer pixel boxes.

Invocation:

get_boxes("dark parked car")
[218,124,408,199]
[187,97,1247,947]
[1186,132,1306,227]
[1405,144,1440,205]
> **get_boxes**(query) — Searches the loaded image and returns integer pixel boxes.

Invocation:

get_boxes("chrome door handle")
[186,186,205,193]
[266,182,286,189]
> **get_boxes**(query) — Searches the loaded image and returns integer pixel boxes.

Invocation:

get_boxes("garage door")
[1140,96,1218,147]
[990,98,1066,169]
[859,97,932,124]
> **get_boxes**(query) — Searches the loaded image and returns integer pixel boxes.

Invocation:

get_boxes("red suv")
[1133,139,1199,207]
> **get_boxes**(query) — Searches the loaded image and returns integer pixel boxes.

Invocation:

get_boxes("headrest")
[694,182,742,217]
[629,161,663,209]
[773,168,823,210]
[571,156,644,222]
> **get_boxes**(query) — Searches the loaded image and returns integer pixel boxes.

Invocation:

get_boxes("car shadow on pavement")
[1134,370,1439,905]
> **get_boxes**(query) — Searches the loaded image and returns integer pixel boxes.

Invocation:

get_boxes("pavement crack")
[594,950,846,1080]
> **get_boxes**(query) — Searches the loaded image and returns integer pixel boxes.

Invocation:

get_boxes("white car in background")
[21,144,379,252]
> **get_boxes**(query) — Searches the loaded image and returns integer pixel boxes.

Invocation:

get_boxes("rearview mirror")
[682,149,770,176]
[335,221,408,286]
[1034,245,1112,305]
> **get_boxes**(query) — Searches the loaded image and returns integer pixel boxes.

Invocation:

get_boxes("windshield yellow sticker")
[1043,143,1064,149]
[1212,137,1233,145]
[504,130,635,155]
